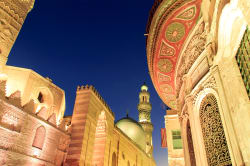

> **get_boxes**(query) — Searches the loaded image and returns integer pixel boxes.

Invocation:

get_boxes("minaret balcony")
[137,103,152,111]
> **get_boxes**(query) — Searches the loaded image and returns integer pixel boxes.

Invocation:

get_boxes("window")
[112,152,116,166]
[172,130,183,149]
[33,126,46,149]
[38,92,44,103]
[236,26,250,98]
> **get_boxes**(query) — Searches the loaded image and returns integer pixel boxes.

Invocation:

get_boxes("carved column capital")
[185,94,194,105]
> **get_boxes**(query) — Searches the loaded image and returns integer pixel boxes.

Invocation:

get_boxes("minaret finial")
[126,109,129,117]
[141,82,148,91]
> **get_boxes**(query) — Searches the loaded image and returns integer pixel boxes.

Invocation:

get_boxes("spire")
[137,83,154,157]
[126,109,129,118]
[141,82,148,91]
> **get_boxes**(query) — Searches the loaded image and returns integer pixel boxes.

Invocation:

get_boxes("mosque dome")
[116,116,146,151]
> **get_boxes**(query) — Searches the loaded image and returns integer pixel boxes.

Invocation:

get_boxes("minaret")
[0,0,35,73]
[137,83,153,156]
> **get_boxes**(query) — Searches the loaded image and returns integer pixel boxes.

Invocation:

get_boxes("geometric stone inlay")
[165,22,185,42]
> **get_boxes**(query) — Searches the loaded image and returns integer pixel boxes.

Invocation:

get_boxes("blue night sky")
[8,0,168,165]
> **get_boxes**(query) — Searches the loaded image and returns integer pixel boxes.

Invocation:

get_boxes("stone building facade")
[64,85,156,166]
[0,1,71,165]
[164,109,185,166]
[0,1,156,166]
[0,79,70,166]
[146,0,250,165]
[0,0,35,73]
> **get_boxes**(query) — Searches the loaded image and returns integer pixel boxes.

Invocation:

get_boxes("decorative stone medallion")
[157,59,173,73]
[176,6,196,20]
[165,22,185,42]
[160,84,173,93]
[160,41,176,57]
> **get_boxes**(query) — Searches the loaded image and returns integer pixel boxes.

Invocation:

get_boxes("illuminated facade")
[0,1,71,165]
[164,110,185,166]
[0,0,35,74]
[0,1,155,165]
[137,83,154,156]
[64,84,156,166]
[146,0,250,165]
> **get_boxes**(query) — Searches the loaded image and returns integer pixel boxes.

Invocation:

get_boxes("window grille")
[236,26,250,98]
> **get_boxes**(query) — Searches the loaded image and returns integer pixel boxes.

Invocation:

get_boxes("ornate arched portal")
[186,120,196,166]
[92,111,107,166]
[199,94,232,166]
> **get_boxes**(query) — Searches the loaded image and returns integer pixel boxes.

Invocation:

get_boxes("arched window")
[127,161,130,166]
[112,152,116,166]
[38,92,44,103]
[33,126,46,149]
[236,26,250,98]
[199,94,231,165]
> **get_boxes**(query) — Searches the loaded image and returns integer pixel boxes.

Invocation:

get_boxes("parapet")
[77,85,115,117]
[0,80,70,134]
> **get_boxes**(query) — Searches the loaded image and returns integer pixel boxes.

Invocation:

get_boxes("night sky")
[8,0,168,165]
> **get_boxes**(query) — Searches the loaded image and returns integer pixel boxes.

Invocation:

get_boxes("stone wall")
[0,81,70,166]
[65,85,156,166]
[0,0,35,71]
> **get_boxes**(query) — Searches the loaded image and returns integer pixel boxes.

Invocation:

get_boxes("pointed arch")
[33,126,46,150]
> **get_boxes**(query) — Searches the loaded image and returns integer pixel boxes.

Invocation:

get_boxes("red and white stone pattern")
[147,0,202,109]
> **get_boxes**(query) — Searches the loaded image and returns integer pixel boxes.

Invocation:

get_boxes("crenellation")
[0,81,71,134]
[0,91,69,134]
[47,113,56,125]
[8,90,22,108]
[23,99,35,114]
[77,84,114,117]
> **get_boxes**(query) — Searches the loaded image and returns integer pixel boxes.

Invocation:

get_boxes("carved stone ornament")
[176,21,207,97]
[192,76,217,106]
